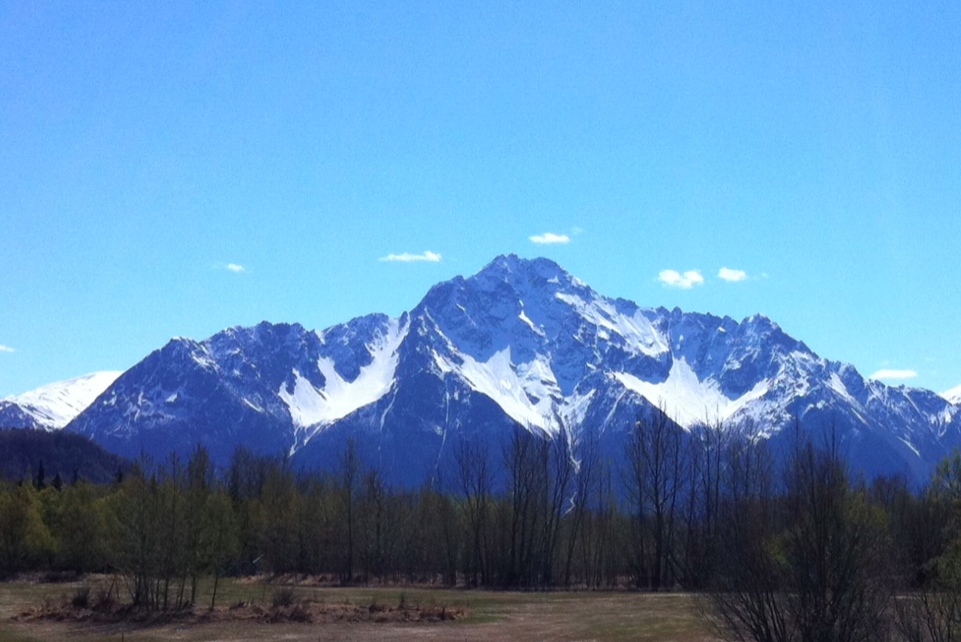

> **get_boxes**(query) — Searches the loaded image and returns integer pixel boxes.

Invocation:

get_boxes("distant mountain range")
[4,256,960,487]
[0,371,120,430]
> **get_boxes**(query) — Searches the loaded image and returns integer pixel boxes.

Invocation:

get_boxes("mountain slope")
[66,255,961,485]
[0,428,129,484]
[0,372,122,430]
[67,318,404,466]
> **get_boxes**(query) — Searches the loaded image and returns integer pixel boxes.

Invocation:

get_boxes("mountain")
[944,384,961,406]
[0,428,129,484]
[0,372,122,430]
[66,255,961,486]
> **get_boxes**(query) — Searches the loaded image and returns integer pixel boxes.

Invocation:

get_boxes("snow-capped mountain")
[944,384,961,406]
[0,371,122,430]
[66,256,961,486]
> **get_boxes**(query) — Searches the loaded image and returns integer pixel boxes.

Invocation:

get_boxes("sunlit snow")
[434,347,557,432]
[827,373,857,405]
[614,358,769,428]
[190,347,218,370]
[518,310,544,336]
[432,346,588,434]
[553,292,667,356]
[899,436,921,458]
[4,371,122,429]
[279,318,408,428]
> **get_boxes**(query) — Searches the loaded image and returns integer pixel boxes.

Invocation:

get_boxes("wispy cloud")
[869,369,918,381]
[658,269,705,289]
[379,251,442,263]
[529,233,570,245]
[0,344,14,353]
[225,263,245,273]
[718,267,748,282]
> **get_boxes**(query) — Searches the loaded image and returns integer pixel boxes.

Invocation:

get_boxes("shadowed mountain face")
[67,255,960,486]
[0,428,128,484]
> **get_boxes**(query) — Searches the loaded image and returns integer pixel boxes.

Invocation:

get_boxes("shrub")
[272,587,296,608]
[70,586,90,609]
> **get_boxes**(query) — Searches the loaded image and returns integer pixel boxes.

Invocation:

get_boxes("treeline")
[4,417,961,639]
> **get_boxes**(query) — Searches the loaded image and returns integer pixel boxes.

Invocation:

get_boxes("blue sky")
[1,1,959,398]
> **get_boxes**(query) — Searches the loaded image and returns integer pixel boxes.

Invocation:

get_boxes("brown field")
[0,577,719,642]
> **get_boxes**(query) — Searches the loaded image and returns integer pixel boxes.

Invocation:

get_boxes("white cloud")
[718,267,748,282]
[226,263,245,273]
[379,251,442,263]
[658,269,705,289]
[529,233,570,245]
[0,344,14,353]
[869,369,918,381]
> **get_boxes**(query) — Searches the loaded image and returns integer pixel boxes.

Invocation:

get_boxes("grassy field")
[0,577,719,641]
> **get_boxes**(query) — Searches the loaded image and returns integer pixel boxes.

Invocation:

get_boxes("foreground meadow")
[0,577,716,642]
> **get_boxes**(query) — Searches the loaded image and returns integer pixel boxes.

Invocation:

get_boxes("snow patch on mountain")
[554,292,668,357]
[435,347,564,433]
[827,373,858,405]
[518,309,544,336]
[279,317,408,429]
[614,358,770,428]
[2,371,122,429]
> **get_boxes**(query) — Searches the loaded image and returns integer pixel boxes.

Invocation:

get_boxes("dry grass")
[0,577,718,641]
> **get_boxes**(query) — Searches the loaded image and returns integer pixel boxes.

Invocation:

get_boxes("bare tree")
[623,408,686,590]
[704,429,892,642]
[502,426,542,587]
[563,428,599,587]
[455,437,492,586]
[681,419,727,588]
[339,438,359,584]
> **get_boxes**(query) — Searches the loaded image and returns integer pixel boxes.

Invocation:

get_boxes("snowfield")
[1,371,122,429]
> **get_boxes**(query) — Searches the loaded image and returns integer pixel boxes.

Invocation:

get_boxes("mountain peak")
[1,371,122,430]
[477,253,563,276]
[471,254,587,293]
[743,313,777,328]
